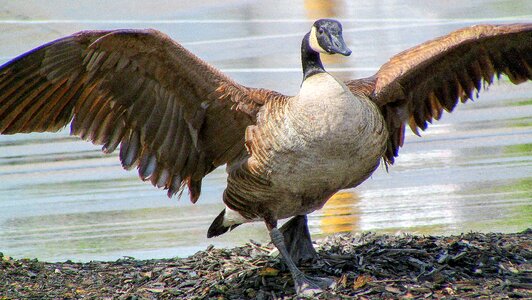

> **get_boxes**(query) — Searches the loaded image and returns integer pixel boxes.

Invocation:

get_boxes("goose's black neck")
[301,32,325,81]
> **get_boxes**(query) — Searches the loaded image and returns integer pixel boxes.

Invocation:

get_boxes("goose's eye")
[318,28,324,35]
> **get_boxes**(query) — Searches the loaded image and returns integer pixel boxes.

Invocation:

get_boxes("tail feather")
[207,209,241,238]
[207,209,229,238]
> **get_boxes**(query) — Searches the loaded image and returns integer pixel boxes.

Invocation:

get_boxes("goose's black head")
[309,19,351,56]
[301,19,351,80]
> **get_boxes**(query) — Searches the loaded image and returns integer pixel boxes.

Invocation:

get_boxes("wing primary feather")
[173,130,191,175]
[451,75,466,104]
[0,71,40,117]
[70,81,98,124]
[455,70,475,101]
[187,179,201,204]
[82,48,97,66]
[45,60,79,81]
[152,94,176,155]
[23,81,70,131]
[11,79,68,133]
[428,92,443,120]
[169,106,187,168]
[85,95,114,142]
[40,47,78,66]
[79,93,110,140]
[139,152,157,180]
[120,129,140,169]
[150,92,173,151]
[127,80,156,133]
[41,56,77,77]
[86,50,107,73]
[154,168,170,188]
[167,106,184,158]
[92,106,115,145]
[167,174,183,198]
[115,55,130,71]
[182,145,199,181]
[0,68,41,104]
[412,95,428,130]
[158,97,179,159]
[446,78,459,111]
[99,51,122,70]
[148,166,161,187]
[468,61,483,93]
[141,86,166,147]
[0,76,45,133]
[502,48,529,83]
[477,51,495,85]
[102,115,126,153]
[72,89,105,138]
[112,75,145,108]
[436,85,455,112]
[407,116,420,136]
[5,83,54,133]
[38,79,84,131]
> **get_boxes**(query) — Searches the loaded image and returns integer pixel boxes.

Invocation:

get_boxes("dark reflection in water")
[0,0,531,261]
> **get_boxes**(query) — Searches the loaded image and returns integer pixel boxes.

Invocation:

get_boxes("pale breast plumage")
[265,73,387,196]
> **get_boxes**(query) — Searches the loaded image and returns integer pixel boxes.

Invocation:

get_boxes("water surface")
[0,0,531,262]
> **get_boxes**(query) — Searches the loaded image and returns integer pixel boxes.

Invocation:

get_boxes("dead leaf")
[258,267,279,277]
[443,287,455,295]
[353,275,373,290]
[385,285,401,294]
[339,274,348,287]
[144,287,164,293]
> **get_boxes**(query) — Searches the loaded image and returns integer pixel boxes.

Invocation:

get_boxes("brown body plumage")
[0,20,530,295]
[224,73,387,223]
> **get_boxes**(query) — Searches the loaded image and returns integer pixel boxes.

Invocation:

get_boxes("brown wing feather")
[0,29,276,202]
[346,23,532,164]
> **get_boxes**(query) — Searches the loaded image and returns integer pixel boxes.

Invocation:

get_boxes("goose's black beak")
[327,34,351,56]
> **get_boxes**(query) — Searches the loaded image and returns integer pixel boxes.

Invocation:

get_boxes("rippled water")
[0,0,531,262]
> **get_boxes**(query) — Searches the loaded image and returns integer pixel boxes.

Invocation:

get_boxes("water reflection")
[304,0,342,19]
[314,191,360,235]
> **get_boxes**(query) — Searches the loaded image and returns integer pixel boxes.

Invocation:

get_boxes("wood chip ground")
[1,230,530,299]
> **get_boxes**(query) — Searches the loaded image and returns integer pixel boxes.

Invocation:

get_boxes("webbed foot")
[294,272,336,296]
[268,225,336,296]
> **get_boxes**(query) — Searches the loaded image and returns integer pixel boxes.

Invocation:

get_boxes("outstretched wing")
[0,29,279,201]
[346,23,531,164]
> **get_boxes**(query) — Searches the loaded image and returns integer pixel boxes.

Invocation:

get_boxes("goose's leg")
[279,215,318,264]
[266,219,335,296]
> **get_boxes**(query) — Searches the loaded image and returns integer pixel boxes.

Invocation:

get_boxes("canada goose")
[0,19,531,295]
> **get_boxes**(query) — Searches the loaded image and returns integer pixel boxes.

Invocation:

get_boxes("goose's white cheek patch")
[309,27,328,54]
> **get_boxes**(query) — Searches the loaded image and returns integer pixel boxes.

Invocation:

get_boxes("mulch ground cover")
[1,230,530,299]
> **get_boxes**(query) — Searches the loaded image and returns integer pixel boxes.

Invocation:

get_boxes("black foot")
[280,215,318,265]
[294,272,336,296]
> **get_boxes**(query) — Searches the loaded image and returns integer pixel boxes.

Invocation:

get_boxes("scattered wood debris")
[1,230,530,299]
